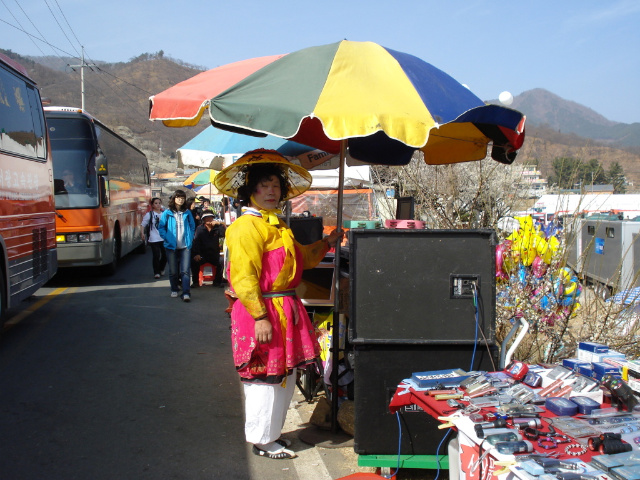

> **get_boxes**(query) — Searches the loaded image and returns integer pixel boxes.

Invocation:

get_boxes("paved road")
[0,250,360,479]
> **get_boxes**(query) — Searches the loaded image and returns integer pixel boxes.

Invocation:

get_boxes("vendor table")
[389,386,604,480]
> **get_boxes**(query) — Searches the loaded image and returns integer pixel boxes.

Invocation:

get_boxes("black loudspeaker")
[352,343,499,455]
[348,229,497,345]
[289,216,324,245]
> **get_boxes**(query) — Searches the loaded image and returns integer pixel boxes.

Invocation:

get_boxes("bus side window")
[99,176,109,206]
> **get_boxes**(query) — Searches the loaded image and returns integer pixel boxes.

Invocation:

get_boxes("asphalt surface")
[0,249,364,479]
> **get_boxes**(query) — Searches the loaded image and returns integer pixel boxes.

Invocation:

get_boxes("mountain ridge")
[489,88,640,148]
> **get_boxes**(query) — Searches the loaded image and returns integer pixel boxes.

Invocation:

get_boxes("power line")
[41,0,81,58]
[2,12,164,122]
[0,17,79,59]
[1,0,47,56]
[94,66,154,96]
[52,0,82,47]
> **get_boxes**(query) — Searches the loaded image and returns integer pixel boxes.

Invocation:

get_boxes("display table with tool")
[388,363,640,480]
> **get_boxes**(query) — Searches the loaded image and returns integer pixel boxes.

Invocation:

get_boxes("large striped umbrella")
[150,40,525,167]
[182,169,219,188]
[193,182,221,196]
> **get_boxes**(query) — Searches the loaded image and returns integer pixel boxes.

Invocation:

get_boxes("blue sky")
[3,0,639,124]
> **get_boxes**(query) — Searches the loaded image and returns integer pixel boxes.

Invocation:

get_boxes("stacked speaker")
[347,229,499,455]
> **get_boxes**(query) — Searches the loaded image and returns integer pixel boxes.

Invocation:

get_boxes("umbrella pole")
[330,139,347,433]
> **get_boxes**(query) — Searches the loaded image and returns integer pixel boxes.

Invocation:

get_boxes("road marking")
[285,405,333,480]
[3,288,68,330]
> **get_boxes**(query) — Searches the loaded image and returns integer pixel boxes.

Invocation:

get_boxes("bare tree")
[371,153,531,229]
[371,154,640,364]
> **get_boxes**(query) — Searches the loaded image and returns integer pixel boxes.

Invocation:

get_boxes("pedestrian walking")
[158,189,196,302]
[141,197,167,278]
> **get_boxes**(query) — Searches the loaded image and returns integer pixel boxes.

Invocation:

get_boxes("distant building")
[516,164,547,198]
[530,193,640,220]
[583,184,615,194]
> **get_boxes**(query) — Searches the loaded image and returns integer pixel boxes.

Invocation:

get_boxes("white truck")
[567,217,640,297]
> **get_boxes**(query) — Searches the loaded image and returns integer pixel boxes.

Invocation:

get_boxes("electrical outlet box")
[450,274,480,299]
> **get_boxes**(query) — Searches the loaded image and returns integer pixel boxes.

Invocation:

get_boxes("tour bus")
[0,54,58,323]
[44,106,151,274]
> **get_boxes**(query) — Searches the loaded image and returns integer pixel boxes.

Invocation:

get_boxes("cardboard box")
[411,368,469,388]
[578,342,609,353]
[578,364,594,377]
[591,362,622,381]
[623,360,640,394]
[563,358,591,371]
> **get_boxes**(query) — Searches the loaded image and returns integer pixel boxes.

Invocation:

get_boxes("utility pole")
[69,46,94,111]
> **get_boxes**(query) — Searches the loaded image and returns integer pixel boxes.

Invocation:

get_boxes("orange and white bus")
[44,106,151,274]
[0,53,57,323]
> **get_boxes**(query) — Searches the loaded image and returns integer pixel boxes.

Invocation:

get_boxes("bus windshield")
[48,117,99,208]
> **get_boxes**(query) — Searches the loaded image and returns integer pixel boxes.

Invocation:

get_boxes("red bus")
[44,107,151,274]
[0,54,57,323]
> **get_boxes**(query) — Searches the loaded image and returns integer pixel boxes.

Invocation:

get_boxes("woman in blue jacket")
[158,190,196,302]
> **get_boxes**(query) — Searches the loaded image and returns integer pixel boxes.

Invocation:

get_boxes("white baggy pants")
[243,370,296,445]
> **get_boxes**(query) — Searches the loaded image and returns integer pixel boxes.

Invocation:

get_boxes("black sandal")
[252,444,296,460]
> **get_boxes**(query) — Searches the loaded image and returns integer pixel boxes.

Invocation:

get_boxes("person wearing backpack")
[141,197,167,279]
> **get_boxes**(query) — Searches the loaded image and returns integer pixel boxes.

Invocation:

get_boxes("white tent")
[532,194,640,219]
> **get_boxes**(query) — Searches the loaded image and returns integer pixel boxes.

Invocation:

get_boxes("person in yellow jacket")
[215,149,342,459]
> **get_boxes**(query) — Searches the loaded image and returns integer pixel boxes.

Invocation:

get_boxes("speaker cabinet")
[348,229,497,345]
[289,216,324,245]
[352,343,498,455]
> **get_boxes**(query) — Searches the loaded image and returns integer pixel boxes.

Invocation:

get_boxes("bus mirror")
[99,176,110,206]
[96,149,108,176]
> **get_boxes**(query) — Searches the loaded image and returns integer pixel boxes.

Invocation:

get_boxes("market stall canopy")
[176,126,368,169]
[150,41,526,166]
[193,182,222,197]
[182,168,219,188]
[176,126,370,189]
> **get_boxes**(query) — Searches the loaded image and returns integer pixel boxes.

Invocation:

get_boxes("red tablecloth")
[389,384,596,462]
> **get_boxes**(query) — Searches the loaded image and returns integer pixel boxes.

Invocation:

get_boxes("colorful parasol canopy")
[182,169,219,188]
[150,40,525,166]
[178,125,370,171]
[193,182,221,196]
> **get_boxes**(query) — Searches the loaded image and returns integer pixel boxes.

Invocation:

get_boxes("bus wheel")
[104,235,121,276]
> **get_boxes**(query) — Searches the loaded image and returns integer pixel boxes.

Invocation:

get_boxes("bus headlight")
[57,233,102,243]
[78,233,103,242]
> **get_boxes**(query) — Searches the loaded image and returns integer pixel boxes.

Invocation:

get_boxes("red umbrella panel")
[150,55,285,128]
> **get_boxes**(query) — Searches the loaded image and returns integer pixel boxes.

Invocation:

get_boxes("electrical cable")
[3,0,48,57]
[0,18,77,58]
[42,0,81,58]
[386,411,401,480]
[93,66,154,96]
[470,282,479,371]
[433,428,452,480]
[472,281,497,371]
[3,7,162,135]
[52,0,82,47]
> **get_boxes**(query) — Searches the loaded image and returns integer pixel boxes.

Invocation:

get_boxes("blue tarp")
[179,126,316,158]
